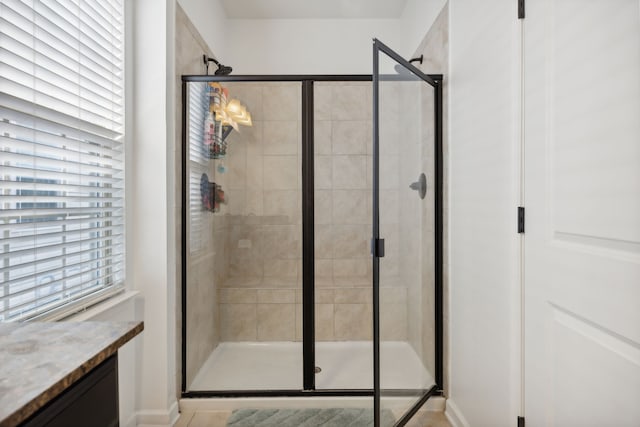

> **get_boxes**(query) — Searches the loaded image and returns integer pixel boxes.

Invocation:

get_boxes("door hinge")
[518,0,525,19]
[518,416,525,427]
[371,238,385,258]
[518,207,525,233]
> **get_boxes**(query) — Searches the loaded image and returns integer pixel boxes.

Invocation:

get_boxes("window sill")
[59,290,140,322]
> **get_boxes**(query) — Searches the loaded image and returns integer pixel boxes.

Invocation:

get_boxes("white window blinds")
[188,82,209,253]
[0,0,125,321]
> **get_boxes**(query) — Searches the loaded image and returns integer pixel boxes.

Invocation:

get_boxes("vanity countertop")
[0,321,143,427]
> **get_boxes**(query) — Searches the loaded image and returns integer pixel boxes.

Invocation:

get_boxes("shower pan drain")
[314,366,322,374]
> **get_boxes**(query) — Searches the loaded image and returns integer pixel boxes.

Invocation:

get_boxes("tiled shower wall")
[176,4,226,390]
[215,81,408,342]
[411,3,449,390]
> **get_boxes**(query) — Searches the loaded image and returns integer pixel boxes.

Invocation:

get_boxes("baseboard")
[137,401,180,427]
[121,413,138,427]
[445,399,471,427]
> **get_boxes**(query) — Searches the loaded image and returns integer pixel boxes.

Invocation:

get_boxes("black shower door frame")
[180,72,443,416]
[371,39,444,427]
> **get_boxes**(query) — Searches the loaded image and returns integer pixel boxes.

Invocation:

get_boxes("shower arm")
[203,55,218,75]
[203,55,233,76]
[409,55,424,65]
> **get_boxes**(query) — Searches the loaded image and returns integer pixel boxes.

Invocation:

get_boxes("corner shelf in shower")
[203,123,234,159]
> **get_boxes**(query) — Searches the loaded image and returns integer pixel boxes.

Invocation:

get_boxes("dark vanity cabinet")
[21,356,119,427]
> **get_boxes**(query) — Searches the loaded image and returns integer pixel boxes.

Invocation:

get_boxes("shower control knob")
[409,173,427,199]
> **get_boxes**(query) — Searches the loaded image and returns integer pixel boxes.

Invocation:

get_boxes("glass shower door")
[372,39,442,426]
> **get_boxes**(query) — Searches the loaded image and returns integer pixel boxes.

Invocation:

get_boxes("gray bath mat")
[226,408,396,426]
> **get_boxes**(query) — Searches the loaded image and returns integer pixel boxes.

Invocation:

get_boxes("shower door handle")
[409,173,427,199]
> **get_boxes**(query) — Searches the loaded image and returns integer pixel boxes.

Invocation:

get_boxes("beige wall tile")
[334,288,372,304]
[379,256,399,278]
[225,189,246,215]
[262,276,299,288]
[332,121,368,155]
[380,286,408,304]
[219,288,257,304]
[295,288,334,304]
[314,155,333,189]
[246,149,264,191]
[314,190,332,225]
[257,289,296,303]
[264,259,298,278]
[294,302,334,341]
[225,141,247,190]
[257,303,295,340]
[316,289,335,304]
[332,86,369,120]
[381,224,399,259]
[262,225,301,259]
[263,190,299,224]
[380,154,400,190]
[314,121,332,154]
[333,155,367,189]
[229,225,262,261]
[381,303,408,341]
[315,259,333,278]
[245,189,264,216]
[263,120,298,155]
[220,304,256,341]
[314,86,332,120]
[262,84,299,121]
[333,259,370,278]
[314,224,333,259]
[332,224,369,259]
[334,303,372,340]
[332,190,370,225]
[263,156,298,190]
[227,83,264,121]
[228,258,263,277]
[380,190,399,224]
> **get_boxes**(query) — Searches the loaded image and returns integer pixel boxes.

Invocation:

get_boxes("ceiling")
[220,0,410,19]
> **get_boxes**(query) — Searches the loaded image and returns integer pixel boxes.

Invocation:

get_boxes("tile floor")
[174,409,453,427]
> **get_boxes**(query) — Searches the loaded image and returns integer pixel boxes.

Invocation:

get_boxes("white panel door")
[524,1,640,426]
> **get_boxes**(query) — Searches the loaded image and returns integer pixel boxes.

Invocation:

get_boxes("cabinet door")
[524,1,640,425]
[23,356,119,427]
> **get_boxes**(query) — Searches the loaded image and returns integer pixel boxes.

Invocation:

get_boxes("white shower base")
[189,341,433,391]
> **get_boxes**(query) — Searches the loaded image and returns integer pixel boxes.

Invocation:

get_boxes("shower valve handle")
[409,173,427,199]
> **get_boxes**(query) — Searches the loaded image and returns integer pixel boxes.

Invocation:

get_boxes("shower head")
[214,64,233,76]
[203,55,233,76]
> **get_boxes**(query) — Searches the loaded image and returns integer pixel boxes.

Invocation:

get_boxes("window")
[188,82,209,253]
[0,0,125,321]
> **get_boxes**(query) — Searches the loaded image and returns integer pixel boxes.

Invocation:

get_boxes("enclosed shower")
[181,40,443,426]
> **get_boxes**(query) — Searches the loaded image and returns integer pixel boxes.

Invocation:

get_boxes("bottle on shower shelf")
[204,108,216,147]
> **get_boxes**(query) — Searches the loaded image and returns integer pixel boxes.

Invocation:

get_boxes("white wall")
[225,18,402,74]
[73,1,180,426]
[177,0,449,76]
[128,0,179,425]
[446,1,520,426]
